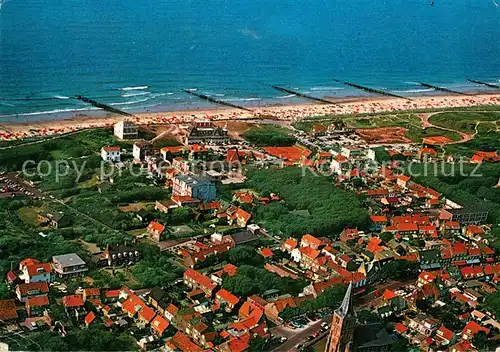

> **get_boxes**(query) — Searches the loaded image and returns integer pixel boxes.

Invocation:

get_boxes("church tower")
[325,282,356,352]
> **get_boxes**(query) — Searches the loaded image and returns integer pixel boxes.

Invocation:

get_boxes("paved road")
[272,319,325,352]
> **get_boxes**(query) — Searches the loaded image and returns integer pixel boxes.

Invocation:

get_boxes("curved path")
[418,109,500,144]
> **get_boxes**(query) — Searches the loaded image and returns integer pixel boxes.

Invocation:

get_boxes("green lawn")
[243,125,296,146]
[17,206,40,226]
[405,127,462,143]
[429,111,500,133]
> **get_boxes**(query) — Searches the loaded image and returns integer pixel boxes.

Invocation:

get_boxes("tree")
[483,291,500,319]
[380,232,394,244]
[472,331,489,351]
[227,246,264,267]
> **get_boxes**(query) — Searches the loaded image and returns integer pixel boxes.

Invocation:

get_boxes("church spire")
[335,282,353,318]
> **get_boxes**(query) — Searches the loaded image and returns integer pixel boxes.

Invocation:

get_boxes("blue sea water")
[0,0,499,120]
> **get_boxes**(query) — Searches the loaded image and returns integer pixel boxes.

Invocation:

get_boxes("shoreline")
[0,93,499,141]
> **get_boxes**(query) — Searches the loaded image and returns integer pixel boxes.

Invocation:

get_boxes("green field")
[429,111,500,133]
[243,125,296,146]
[405,127,462,143]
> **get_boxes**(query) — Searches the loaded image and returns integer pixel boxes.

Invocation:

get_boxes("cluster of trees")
[378,260,419,281]
[222,265,307,297]
[280,285,346,321]
[410,163,500,227]
[26,327,136,351]
[131,244,183,288]
[246,167,369,237]
[243,126,296,147]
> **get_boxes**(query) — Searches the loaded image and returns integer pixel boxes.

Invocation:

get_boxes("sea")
[0,0,499,121]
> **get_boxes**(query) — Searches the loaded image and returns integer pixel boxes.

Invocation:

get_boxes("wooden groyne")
[74,95,134,117]
[333,80,410,100]
[467,79,500,90]
[418,82,470,95]
[269,85,335,104]
[182,90,253,112]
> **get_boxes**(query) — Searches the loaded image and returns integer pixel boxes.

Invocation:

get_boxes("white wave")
[277,94,297,99]
[0,101,15,107]
[394,88,434,93]
[223,97,261,102]
[0,107,100,118]
[54,95,70,100]
[166,92,174,95]
[121,91,150,98]
[310,87,344,91]
[110,98,150,106]
[118,86,149,91]
[185,88,198,92]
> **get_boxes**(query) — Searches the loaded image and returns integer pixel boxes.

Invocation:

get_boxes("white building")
[114,121,138,140]
[101,146,121,163]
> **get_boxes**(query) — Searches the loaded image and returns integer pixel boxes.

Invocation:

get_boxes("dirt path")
[418,112,473,144]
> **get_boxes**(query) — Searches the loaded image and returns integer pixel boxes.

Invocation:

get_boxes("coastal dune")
[0,93,499,141]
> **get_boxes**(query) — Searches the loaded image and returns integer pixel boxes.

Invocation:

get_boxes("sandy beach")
[0,93,499,141]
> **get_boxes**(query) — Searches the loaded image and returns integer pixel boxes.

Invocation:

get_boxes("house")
[160,146,186,160]
[282,238,297,253]
[103,289,121,303]
[183,269,217,298]
[434,325,456,346]
[184,121,229,145]
[83,288,101,302]
[132,141,155,161]
[227,207,251,227]
[114,120,138,140]
[62,295,85,318]
[15,282,49,302]
[172,175,216,202]
[172,157,191,174]
[121,292,146,318]
[25,296,49,317]
[84,311,96,327]
[102,244,140,267]
[462,321,489,340]
[37,211,70,229]
[215,289,240,312]
[440,207,488,225]
[19,261,52,284]
[165,304,179,322]
[370,215,388,232]
[52,253,88,278]
[101,146,121,163]
[165,331,203,352]
[148,287,167,313]
[151,315,169,337]
[300,234,322,250]
[138,305,156,325]
[147,221,166,242]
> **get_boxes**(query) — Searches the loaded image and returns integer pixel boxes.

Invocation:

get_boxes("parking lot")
[0,172,46,199]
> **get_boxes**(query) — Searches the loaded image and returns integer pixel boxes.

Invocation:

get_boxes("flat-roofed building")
[52,253,88,278]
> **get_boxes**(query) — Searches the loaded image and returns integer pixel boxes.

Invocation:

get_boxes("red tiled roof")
[148,221,165,233]
[222,263,238,276]
[299,246,320,259]
[104,289,120,298]
[437,325,454,341]
[166,304,179,316]
[184,269,217,291]
[463,321,489,337]
[83,288,100,297]
[366,237,384,253]
[283,238,297,250]
[394,323,408,334]
[151,315,169,335]
[26,263,51,277]
[85,311,96,325]
[370,215,387,223]
[17,282,49,296]
[260,248,273,258]
[26,295,49,307]
[20,258,40,267]
[102,146,120,152]
[62,295,84,308]
[139,305,156,323]
[217,289,239,306]
[383,289,398,300]
[122,294,146,316]
[169,331,202,352]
